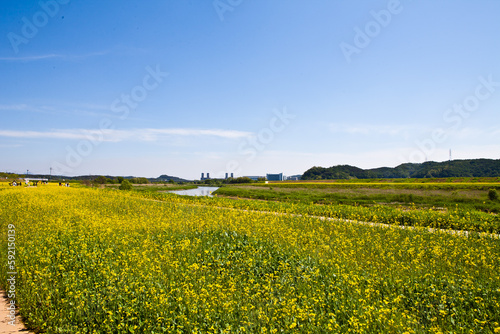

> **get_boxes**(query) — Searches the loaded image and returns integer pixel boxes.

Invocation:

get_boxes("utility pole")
[50,167,52,181]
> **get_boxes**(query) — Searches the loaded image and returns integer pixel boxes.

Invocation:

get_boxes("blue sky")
[1,0,499,179]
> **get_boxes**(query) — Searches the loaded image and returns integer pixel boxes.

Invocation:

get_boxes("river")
[167,186,219,197]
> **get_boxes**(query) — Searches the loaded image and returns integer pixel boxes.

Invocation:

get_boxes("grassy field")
[214,178,500,214]
[104,183,198,192]
[1,183,499,333]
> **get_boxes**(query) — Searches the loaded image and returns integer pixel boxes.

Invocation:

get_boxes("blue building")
[266,173,283,181]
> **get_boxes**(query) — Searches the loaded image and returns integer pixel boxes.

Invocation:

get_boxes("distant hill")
[1,173,191,183]
[301,159,500,180]
[150,175,191,183]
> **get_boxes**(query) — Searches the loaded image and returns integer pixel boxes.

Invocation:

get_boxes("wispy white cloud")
[0,54,64,61]
[0,102,122,118]
[0,104,30,111]
[0,50,110,62]
[0,128,252,142]
[143,128,252,139]
[69,103,110,111]
[0,130,86,140]
[0,104,58,114]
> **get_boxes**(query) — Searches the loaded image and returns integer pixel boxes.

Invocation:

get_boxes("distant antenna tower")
[449,149,452,161]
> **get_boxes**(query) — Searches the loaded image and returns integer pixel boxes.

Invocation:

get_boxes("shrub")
[488,189,498,201]
[119,180,133,190]
[80,180,92,187]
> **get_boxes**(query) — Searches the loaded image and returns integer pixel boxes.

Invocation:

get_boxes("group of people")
[59,182,70,187]
[9,180,46,186]
[9,181,57,187]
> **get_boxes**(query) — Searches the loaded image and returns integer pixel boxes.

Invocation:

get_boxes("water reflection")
[168,186,219,197]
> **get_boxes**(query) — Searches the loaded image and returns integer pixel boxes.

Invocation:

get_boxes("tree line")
[302,159,500,180]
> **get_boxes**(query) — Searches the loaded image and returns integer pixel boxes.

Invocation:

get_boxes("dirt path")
[0,291,32,334]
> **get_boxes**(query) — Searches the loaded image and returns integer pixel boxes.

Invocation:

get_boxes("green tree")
[130,177,149,184]
[119,179,133,190]
[229,177,254,184]
[117,177,125,184]
[488,189,498,201]
[94,176,107,184]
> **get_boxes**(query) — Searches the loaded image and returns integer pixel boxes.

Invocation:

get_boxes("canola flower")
[142,190,500,234]
[0,184,499,333]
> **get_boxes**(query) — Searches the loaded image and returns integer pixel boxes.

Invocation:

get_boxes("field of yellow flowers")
[1,184,500,333]
[142,190,500,234]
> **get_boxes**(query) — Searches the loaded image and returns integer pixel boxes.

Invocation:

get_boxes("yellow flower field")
[1,185,499,333]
